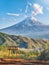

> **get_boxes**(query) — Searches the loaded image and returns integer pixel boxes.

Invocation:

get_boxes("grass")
[0,46,40,59]
[0,46,49,60]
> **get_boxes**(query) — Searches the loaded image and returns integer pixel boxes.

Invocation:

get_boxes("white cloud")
[31,16,37,21]
[25,5,28,13]
[33,3,43,15]
[25,2,32,14]
[31,11,37,16]
[24,15,28,18]
[7,13,20,16]
[30,4,43,21]
[28,2,32,6]
[47,7,49,10]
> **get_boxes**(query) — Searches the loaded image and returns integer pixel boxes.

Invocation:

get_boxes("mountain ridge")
[0,32,49,55]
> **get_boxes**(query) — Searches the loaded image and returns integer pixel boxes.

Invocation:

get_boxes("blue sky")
[0,0,49,29]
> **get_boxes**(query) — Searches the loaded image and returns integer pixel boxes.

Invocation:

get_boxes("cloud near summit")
[33,3,43,15]
[31,3,43,21]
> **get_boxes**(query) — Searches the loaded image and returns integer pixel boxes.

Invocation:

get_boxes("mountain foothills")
[0,17,49,39]
[0,32,49,50]
[0,32,49,59]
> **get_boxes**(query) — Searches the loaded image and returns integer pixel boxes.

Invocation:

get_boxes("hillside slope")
[0,32,49,51]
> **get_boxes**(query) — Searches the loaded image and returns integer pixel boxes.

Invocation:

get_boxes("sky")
[0,0,49,29]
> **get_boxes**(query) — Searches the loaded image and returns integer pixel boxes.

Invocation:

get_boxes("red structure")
[8,46,18,58]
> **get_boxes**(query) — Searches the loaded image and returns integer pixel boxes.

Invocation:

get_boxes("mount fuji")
[0,17,49,39]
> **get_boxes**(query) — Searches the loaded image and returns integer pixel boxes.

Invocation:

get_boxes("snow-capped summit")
[0,17,49,39]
